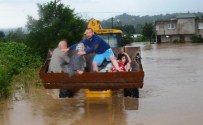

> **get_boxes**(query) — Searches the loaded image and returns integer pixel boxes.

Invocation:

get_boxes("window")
[198,23,203,29]
[168,23,176,29]
[99,34,122,47]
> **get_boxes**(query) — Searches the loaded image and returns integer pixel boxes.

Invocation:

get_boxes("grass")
[11,68,42,91]
[0,65,11,98]
[0,67,42,99]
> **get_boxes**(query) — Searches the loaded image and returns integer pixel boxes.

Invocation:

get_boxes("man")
[63,28,121,72]
[48,40,70,73]
[48,40,75,98]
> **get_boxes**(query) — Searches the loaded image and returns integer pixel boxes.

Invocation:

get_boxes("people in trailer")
[99,62,113,72]
[62,28,121,72]
[48,40,71,98]
[100,52,132,72]
[66,42,86,77]
[48,40,70,73]
[111,52,132,72]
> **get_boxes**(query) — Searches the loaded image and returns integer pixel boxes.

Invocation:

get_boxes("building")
[155,14,203,43]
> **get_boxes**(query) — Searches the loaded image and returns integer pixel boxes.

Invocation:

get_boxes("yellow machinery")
[86,18,123,47]
[85,89,112,98]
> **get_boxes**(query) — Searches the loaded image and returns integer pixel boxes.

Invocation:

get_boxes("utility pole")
[54,0,61,21]
[111,17,114,28]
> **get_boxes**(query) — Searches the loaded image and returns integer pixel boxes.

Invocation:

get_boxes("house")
[155,14,203,43]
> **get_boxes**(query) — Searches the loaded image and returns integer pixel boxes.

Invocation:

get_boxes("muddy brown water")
[1,43,203,125]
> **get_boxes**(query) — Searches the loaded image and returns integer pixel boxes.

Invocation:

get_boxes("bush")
[0,42,41,74]
[0,65,11,98]
[133,35,144,42]
[190,35,203,43]
[11,68,41,91]
[173,39,184,43]
[0,42,42,98]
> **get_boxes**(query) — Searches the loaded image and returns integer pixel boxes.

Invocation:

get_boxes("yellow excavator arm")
[87,19,122,34]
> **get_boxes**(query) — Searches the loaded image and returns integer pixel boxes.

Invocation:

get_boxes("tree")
[115,25,135,36]
[0,31,5,38]
[6,28,26,42]
[141,23,154,42]
[26,1,86,58]
[113,25,134,44]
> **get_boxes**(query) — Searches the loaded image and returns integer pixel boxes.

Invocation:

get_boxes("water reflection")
[0,88,139,125]
[71,94,139,125]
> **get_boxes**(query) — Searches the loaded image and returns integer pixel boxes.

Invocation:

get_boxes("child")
[111,52,131,72]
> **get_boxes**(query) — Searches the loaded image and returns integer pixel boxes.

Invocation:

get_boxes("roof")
[176,13,196,19]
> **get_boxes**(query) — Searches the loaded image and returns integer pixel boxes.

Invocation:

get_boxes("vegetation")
[26,1,87,58]
[115,25,135,43]
[11,68,41,91]
[0,65,11,97]
[0,1,87,98]
[190,35,203,43]
[173,39,184,43]
[0,31,5,38]
[133,35,144,42]
[141,23,155,42]
[0,42,41,98]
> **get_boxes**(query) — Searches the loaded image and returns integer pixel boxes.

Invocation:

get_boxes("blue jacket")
[70,34,110,54]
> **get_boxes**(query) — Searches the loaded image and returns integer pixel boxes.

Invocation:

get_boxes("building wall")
[177,18,196,34]
[197,21,203,36]
[159,35,193,42]
[156,18,200,42]
[156,20,178,35]
[184,35,193,42]
[160,35,180,42]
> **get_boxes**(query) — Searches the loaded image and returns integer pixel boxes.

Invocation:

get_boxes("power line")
[77,10,203,14]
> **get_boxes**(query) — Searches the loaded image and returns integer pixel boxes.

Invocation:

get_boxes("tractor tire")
[124,88,139,98]
[59,89,75,98]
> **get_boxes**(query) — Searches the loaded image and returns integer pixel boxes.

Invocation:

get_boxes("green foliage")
[0,42,42,98]
[0,42,41,74]
[115,25,135,44]
[141,23,154,42]
[133,35,144,42]
[115,25,135,36]
[0,65,11,98]
[26,1,86,58]
[122,35,134,44]
[173,39,184,43]
[11,68,42,90]
[190,35,203,43]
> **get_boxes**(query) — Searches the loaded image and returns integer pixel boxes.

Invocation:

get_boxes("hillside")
[101,12,203,33]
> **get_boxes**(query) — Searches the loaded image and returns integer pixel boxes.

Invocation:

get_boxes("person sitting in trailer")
[111,52,132,72]
[100,52,132,72]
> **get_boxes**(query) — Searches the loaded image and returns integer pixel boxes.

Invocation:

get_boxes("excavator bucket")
[39,47,144,89]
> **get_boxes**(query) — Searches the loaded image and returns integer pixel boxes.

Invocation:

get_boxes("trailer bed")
[39,46,144,89]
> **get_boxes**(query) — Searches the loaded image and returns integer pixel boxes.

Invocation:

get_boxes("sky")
[0,0,203,29]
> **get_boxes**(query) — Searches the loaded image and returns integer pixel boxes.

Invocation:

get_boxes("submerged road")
[1,42,203,125]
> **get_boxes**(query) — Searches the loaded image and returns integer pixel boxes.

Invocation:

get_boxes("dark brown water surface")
[1,43,203,125]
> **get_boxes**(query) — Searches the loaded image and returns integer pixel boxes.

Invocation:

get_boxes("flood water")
[1,43,203,125]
